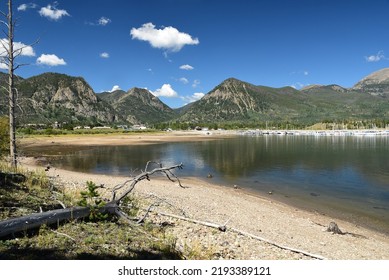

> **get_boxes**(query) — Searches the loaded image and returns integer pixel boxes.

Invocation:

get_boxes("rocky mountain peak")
[353,68,389,96]
[356,68,389,85]
[99,87,175,125]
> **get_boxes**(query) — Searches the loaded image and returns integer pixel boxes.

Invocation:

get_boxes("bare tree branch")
[112,161,185,202]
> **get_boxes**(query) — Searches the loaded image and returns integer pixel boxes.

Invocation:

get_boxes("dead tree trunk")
[6,0,17,167]
[0,162,184,239]
[0,207,91,238]
[0,202,119,238]
[1,0,38,167]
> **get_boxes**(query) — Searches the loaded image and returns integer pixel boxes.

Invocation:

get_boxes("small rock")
[326,221,343,234]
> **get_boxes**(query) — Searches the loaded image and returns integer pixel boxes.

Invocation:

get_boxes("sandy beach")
[20,130,236,148]
[19,132,389,259]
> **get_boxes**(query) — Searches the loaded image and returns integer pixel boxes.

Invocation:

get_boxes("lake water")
[26,135,389,234]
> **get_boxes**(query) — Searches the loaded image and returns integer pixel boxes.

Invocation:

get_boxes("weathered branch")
[137,201,161,224]
[154,211,327,260]
[229,227,327,260]
[112,161,184,202]
[136,193,188,224]
[158,211,228,232]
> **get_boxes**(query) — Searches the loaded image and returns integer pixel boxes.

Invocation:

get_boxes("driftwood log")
[0,207,90,238]
[0,162,184,239]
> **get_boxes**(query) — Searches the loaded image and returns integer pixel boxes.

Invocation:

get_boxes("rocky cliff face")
[99,87,176,124]
[10,73,116,124]
[1,72,176,126]
[201,78,262,113]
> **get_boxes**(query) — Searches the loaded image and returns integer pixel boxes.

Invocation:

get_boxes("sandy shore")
[19,133,389,259]
[20,130,236,148]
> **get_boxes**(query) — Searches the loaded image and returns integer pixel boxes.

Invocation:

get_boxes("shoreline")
[20,159,389,259]
[17,133,389,259]
[19,130,237,148]
[20,132,389,236]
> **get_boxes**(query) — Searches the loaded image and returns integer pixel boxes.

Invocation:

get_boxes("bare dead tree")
[0,0,37,168]
[0,0,17,167]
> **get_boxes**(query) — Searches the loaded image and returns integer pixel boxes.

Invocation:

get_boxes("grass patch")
[0,220,182,260]
[0,163,58,220]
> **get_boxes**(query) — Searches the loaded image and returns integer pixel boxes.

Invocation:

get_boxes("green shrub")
[78,181,109,221]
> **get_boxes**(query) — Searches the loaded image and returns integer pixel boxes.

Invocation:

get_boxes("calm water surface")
[26,135,389,234]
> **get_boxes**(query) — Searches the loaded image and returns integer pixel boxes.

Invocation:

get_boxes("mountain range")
[1,68,389,127]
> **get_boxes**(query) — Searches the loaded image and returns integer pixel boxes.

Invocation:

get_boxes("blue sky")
[2,0,389,108]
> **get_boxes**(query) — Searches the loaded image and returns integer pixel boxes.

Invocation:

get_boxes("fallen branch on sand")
[155,211,327,260]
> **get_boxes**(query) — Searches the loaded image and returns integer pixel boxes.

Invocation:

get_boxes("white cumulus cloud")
[0,39,36,57]
[182,92,205,103]
[130,22,199,52]
[110,85,121,92]
[17,3,37,11]
[98,17,111,26]
[191,92,205,101]
[179,64,194,70]
[37,54,66,66]
[100,52,109,58]
[39,3,70,21]
[365,50,387,62]
[151,84,178,97]
[17,4,29,11]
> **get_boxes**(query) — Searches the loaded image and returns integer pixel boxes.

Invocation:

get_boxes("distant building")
[74,126,91,130]
[92,126,111,130]
[132,125,147,130]
[53,121,60,129]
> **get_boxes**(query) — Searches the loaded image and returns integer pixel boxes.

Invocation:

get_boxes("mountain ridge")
[1,68,389,126]
[99,87,176,124]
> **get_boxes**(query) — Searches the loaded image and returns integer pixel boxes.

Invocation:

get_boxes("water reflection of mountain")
[53,145,165,175]
[26,135,389,192]
[197,136,389,190]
